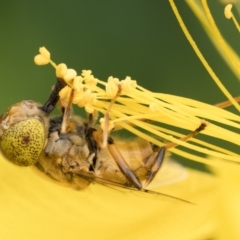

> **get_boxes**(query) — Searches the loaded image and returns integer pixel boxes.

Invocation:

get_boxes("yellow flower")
[6,2,235,240]
[1,2,238,240]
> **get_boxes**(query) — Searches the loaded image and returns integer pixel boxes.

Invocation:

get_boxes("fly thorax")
[43,130,93,172]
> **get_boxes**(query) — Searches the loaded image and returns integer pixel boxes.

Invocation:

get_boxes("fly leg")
[92,84,143,189]
[144,121,207,188]
[60,88,74,134]
[91,129,143,189]
[40,78,66,114]
[107,136,143,190]
[101,84,122,148]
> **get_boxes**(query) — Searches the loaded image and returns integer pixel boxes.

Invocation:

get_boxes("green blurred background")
[0,0,239,170]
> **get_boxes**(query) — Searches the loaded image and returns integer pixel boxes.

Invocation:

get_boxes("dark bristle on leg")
[39,78,66,115]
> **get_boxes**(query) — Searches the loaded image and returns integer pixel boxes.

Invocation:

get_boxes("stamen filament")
[49,59,57,69]
[169,0,240,112]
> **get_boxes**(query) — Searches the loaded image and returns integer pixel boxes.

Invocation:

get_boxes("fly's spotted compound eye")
[0,118,45,166]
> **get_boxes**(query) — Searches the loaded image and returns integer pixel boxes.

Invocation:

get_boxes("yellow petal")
[211,161,240,240]
[0,155,216,240]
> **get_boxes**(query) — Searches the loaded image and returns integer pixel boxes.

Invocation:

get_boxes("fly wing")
[74,170,193,204]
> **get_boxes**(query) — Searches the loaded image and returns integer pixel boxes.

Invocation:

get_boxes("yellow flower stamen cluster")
[34,46,240,165]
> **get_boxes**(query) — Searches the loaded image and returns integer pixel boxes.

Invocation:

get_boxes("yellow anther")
[106,77,120,98]
[34,47,51,65]
[63,69,77,85]
[225,4,233,19]
[56,63,67,78]
[121,76,137,95]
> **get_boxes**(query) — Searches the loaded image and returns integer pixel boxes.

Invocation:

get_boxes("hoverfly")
[0,77,206,202]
